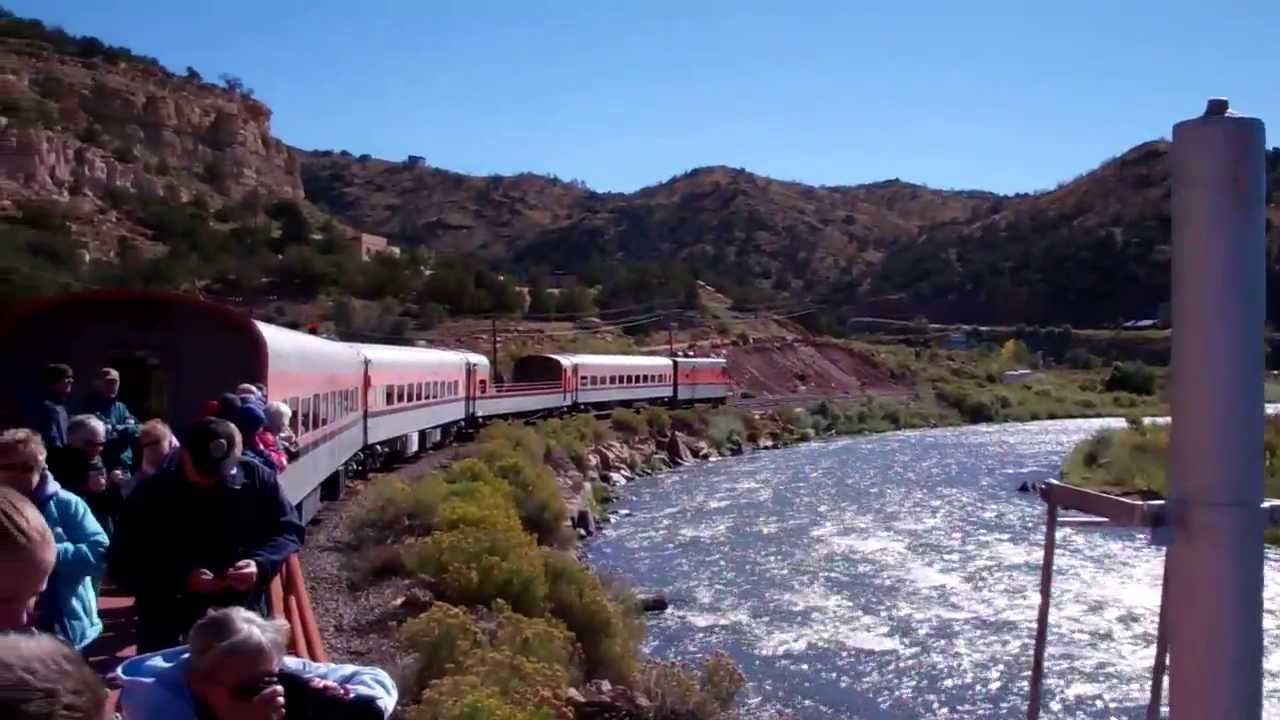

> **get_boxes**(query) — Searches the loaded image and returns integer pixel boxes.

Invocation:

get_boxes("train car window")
[385,385,394,406]
[287,397,300,435]
[452,380,459,396]
[608,375,616,385]
[300,397,312,434]
[319,392,329,428]
[394,384,403,404]
[479,379,488,394]
[311,394,321,431]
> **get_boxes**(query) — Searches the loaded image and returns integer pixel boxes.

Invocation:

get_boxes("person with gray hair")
[48,414,123,536]
[264,402,297,459]
[117,606,397,720]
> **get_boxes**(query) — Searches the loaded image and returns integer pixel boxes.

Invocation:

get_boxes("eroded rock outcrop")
[0,38,302,235]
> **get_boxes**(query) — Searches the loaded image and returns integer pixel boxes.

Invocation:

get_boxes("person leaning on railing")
[117,606,396,720]
[108,418,304,652]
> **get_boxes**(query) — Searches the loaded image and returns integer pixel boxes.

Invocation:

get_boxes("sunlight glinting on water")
[587,418,1280,719]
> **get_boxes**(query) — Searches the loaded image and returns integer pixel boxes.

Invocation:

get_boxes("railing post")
[1167,98,1266,719]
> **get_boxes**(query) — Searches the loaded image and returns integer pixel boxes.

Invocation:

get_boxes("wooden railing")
[268,554,328,662]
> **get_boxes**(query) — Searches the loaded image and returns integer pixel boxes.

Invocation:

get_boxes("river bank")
[1061,414,1280,544]
[299,375,1169,719]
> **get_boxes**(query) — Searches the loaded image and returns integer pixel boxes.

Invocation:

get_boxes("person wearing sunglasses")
[77,368,140,488]
[47,415,124,538]
[118,606,396,720]
[0,429,107,651]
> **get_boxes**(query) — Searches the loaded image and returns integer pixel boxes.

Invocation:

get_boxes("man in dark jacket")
[78,367,139,476]
[29,364,73,449]
[108,417,305,652]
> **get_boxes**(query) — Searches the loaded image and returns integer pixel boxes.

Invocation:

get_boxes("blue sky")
[10,1,1278,194]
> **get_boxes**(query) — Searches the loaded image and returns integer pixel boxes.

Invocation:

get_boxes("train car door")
[106,353,167,421]
[670,358,681,407]
[464,360,477,420]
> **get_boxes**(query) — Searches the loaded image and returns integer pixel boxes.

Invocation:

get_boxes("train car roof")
[525,353,675,369]
[674,356,728,367]
[256,321,365,369]
[348,342,473,368]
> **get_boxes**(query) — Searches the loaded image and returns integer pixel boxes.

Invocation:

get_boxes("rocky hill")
[0,32,303,251]
[301,156,1002,304]
[3,7,1279,328]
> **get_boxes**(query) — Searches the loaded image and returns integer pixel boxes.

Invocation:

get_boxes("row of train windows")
[283,387,361,438]
[581,372,669,387]
[382,379,461,407]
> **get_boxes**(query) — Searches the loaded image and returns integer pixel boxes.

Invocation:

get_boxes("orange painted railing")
[268,554,328,662]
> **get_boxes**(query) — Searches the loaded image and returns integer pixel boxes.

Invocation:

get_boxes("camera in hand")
[275,670,383,720]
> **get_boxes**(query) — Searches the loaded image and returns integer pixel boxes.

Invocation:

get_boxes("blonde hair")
[0,632,105,719]
[0,486,55,572]
[188,607,289,675]
[265,402,291,429]
[0,429,47,465]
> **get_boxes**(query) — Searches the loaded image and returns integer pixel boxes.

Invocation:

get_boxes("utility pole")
[1167,97,1266,719]
[491,316,499,383]
[668,320,675,357]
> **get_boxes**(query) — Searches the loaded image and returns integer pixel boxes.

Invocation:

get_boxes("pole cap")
[1204,98,1230,117]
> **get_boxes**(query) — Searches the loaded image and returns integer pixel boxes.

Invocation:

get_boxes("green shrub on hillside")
[635,654,746,720]
[1064,347,1103,370]
[1104,362,1158,396]
[609,409,648,438]
[347,474,444,543]
[403,526,549,617]
[643,406,672,435]
[412,650,567,720]
[671,408,708,435]
[706,414,746,451]
[541,550,643,684]
[490,456,570,547]
[401,603,486,688]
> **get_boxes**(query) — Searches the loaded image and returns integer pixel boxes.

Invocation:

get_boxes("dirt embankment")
[722,340,907,397]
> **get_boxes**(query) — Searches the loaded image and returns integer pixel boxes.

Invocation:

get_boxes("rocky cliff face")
[0,38,302,241]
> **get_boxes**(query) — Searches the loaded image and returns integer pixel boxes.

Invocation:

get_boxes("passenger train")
[0,291,730,520]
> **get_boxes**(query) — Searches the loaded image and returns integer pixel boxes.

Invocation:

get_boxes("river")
[586,418,1280,719]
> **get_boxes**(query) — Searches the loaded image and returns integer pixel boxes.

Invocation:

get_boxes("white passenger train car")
[568,354,675,405]
[352,343,471,447]
[673,357,731,403]
[260,323,366,512]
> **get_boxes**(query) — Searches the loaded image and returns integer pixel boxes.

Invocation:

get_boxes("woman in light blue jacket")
[0,428,107,650]
[118,606,398,720]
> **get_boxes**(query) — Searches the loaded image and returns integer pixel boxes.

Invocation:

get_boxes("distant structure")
[1120,319,1159,330]
[353,232,400,261]
[406,155,425,168]
[549,270,577,289]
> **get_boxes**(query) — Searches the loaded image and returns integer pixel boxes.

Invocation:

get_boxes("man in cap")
[77,367,139,478]
[108,417,305,651]
[27,364,73,449]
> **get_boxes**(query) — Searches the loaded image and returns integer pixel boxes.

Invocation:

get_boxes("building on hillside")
[1120,319,1159,330]
[353,232,400,261]
[406,155,425,168]
[549,270,577,289]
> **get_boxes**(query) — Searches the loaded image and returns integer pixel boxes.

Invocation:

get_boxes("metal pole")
[491,316,499,382]
[668,321,675,357]
[1026,502,1058,720]
[1147,557,1171,720]
[1168,98,1267,719]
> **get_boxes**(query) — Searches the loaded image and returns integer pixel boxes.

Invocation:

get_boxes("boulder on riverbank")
[666,432,695,465]
[638,594,669,613]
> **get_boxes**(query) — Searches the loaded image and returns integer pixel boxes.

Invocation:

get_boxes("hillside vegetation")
[4,5,1280,333]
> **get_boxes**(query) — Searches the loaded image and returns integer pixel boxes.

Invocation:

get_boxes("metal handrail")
[1027,480,1280,720]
